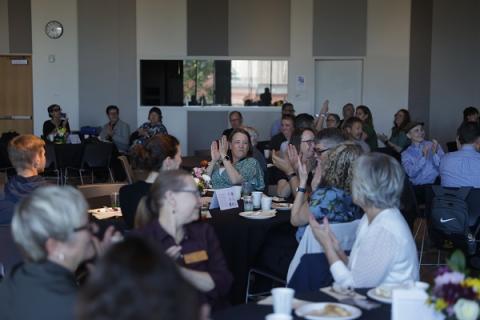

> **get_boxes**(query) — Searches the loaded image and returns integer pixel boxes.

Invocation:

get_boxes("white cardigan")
[330,208,419,288]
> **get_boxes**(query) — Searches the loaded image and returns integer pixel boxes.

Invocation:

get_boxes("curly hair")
[76,237,199,320]
[322,143,362,194]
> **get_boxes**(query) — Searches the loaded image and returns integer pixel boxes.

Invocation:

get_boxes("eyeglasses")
[314,148,330,156]
[52,108,61,112]
[175,189,201,198]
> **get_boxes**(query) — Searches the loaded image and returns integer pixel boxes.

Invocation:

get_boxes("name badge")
[183,250,208,264]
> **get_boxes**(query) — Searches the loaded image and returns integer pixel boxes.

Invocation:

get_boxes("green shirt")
[211,157,265,191]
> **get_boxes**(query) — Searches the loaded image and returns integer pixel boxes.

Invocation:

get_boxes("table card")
[209,188,239,211]
[392,288,437,320]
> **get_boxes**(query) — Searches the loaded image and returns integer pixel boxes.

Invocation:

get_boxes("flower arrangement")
[429,250,480,320]
[54,127,67,144]
[192,166,212,194]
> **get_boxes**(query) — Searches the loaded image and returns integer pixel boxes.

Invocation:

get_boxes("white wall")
[363,0,411,136]
[289,0,315,115]
[31,0,79,135]
[0,0,9,53]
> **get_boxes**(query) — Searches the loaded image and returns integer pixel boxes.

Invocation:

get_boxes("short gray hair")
[315,128,345,149]
[352,153,404,210]
[12,185,88,262]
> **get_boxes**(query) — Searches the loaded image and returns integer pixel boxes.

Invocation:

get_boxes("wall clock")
[45,20,64,39]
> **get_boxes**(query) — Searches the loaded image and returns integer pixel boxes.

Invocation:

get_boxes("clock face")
[45,20,63,39]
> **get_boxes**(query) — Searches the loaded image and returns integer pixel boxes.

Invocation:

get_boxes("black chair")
[446,141,458,152]
[0,224,22,277]
[64,143,114,184]
[42,144,61,185]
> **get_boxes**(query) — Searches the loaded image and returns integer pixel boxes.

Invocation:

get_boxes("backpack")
[429,186,476,254]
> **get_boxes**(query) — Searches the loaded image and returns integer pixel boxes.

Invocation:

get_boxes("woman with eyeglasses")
[135,170,233,311]
[207,128,265,191]
[0,186,119,320]
[290,143,363,242]
[42,104,70,139]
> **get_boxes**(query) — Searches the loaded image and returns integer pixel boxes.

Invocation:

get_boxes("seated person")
[120,134,182,229]
[99,105,131,153]
[273,128,316,198]
[42,104,70,139]
[291,143,362,242]
[243,126,267,174]
[378,109,411,155]
[134,170,233,310]
[207,129,265,191]
[270,114,295,156]
[77,237,200,320]
[338,103,355,128]
[0,186,119,320]
[271,103,295,137]
[355,105,378,151]
[295,113,315,131]
[343,117,370,153]
[440,122,480,187]
[222,111,243,138]
[326,114,341,128]
[459,106,479,128]
[401,121,444,186]
[309,153,418,288]
[0,135,48,224]
[131,107,168,145]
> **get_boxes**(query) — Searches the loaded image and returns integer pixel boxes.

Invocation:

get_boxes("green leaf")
[446,250,466,273]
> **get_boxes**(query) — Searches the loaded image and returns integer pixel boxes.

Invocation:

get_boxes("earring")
[57,252,65,261]
[172,209,176,215]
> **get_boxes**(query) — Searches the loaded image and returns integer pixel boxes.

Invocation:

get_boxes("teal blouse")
[389,129,410,151]
[363,123,378,150]
[211,157,265,191]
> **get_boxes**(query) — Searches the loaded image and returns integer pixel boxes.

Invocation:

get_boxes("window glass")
[183,60,215,105]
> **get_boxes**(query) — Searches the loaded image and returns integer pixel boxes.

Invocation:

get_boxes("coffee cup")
[261,196,272,211]
[271,288,295,315]
[264,149,271,159]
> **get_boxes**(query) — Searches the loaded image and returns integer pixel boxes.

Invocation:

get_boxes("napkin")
[257,296,311,309]
[89,208,122,220]
[320,286,366,301]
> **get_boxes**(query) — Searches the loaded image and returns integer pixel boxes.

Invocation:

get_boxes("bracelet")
[320,113,327,118]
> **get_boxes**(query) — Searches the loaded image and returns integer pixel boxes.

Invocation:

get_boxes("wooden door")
[0,54,33,134]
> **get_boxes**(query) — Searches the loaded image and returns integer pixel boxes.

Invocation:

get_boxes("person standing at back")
[271,103,295,137]
[222,111,243,138]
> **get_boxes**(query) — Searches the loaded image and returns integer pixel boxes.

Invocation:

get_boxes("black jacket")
[0,261,77,320]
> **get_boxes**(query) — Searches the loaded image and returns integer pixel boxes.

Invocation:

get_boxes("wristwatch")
[223,155,231,161]
[296,187,307,193]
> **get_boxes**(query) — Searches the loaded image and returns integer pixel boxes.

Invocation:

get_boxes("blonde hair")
[8,134,45,171]
[322,143,362,194]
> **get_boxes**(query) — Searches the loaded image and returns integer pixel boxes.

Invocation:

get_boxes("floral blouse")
[296,186,360,242]
[132,122,168,145]
[211,157,265,191]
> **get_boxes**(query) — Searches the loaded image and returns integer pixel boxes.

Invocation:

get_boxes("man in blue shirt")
[440,122,480,187]
[271,102,295,137]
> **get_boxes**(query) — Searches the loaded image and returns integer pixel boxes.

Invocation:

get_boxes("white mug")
[271,288,295,315]
[261,196,272,211]
[252,191,263,208]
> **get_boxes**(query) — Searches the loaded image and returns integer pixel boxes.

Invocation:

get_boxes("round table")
[208,206,297,304]
[212,289,390,319]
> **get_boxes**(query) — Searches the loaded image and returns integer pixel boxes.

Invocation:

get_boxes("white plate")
[366,284,399,304]
[272,196,286,202]
[239,210,276,219]
[295,302,362,320]
[272,202,292,211]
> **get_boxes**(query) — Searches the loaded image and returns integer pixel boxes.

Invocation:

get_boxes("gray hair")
[243,126,259,146]
[315,128,345,149]
[11,185,88,262]
[352,153,404,210]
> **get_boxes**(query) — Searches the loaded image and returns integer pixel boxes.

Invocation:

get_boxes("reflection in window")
[183,60,215,105]
[231,60,288,106]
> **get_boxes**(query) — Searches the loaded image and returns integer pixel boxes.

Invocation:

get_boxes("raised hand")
[320,99,329,114]
[219,135,229,158]
[272,150,294,174]
[287,144,300,171]
[297,157,308,186]
[210,140,221,162]
[431,139,439,154]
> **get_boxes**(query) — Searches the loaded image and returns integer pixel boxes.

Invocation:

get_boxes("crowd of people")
[1,99,480,320]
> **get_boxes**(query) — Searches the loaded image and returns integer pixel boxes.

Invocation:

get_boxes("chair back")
[118,155,134,184]
[81,143,113,168]
[44,143,57,169]
[77,182,126,199]
[0,224,23,276]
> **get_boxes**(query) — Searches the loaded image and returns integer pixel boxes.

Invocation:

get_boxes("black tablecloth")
[87,195,127,236]
[213,289,390,319]
[53,143,85,168]
[208,207,295,304]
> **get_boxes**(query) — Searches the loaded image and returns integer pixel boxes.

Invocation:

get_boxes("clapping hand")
[320,99,329,114]
[431,139,439,154]
[210,140,221,162]
[297,157,309,187]
[309,215,340,252]
[287,144,300,171]
[272,150,294,175]
[311,160,322,190]
[422,144,430,157]
[218,135,229,158]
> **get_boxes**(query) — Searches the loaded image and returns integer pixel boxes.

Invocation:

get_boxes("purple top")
[136,220,233,308]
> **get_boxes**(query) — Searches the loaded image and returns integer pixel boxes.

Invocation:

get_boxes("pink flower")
[435,271,465,287]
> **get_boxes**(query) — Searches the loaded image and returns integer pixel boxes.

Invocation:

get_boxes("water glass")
[110,192,119,208]
[252,191,263,209]
[271,288,295,315]
[242,181,252,196]
[243,195,254,211]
